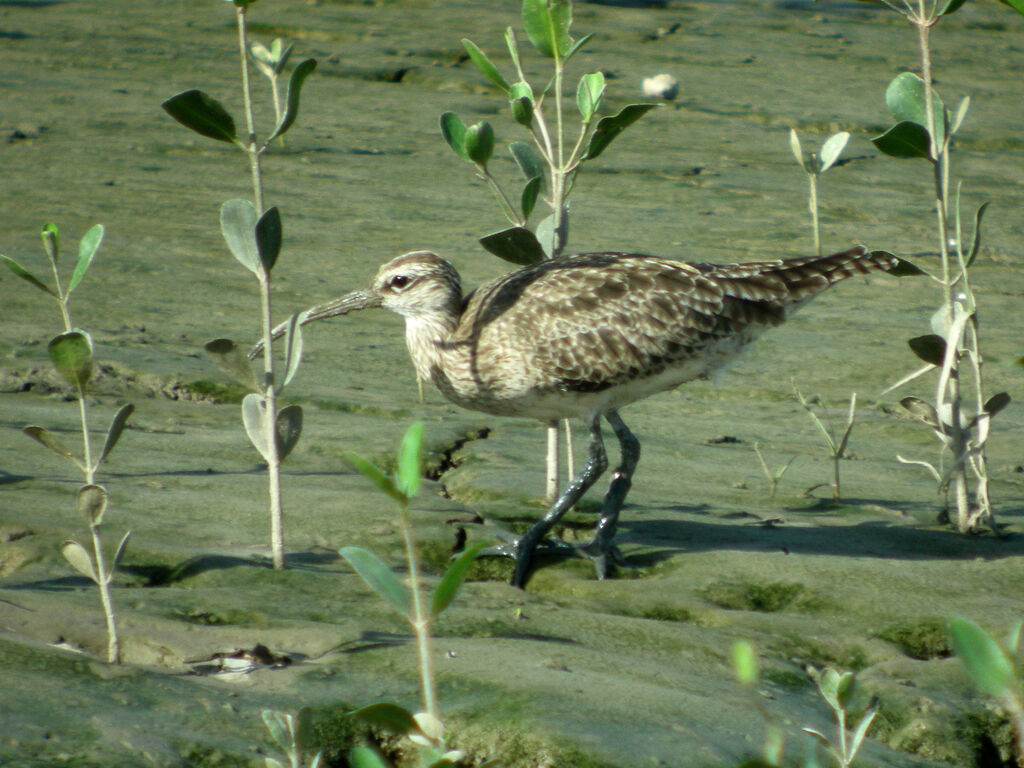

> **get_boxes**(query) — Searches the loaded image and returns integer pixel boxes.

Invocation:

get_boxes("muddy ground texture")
[2,0,1023,766]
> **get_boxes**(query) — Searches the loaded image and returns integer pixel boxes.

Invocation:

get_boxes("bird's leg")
[491,416,607,588]
[580,410,639,580]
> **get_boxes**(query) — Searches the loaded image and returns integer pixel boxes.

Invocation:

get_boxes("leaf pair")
[25,403,134,476]
[161,58,316,148]
[242,393,303,462]
[62,485,131,585]
[789,129,849,175]
[221,199,282,275]
[205,320,303,395]
[872,72,966,161]
[439,112,494,166]
[2,223,104,301]
[348,708,462,768]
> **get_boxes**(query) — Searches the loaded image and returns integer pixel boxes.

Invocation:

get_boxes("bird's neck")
[403,305,460,383]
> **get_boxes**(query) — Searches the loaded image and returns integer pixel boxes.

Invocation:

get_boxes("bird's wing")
[461,253,741,391]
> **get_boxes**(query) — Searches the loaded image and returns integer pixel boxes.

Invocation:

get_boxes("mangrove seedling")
[869,0,1018,533]
[803,666,877,768]
[162,0,317,569]
[794,388,857,503]
[341,422,483,767]
[2,223,133,664]
[788,129,850,257]
[262,708,322,768]
[441,0,659,502]
[753,442,797,500]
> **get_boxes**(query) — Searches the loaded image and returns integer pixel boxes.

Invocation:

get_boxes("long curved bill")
[249,289,383,359]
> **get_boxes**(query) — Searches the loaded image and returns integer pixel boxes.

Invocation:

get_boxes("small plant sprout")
[341,422,484,766]
[441,0,659,502]
[794,388,857,503]
[161,0,317,569]
[869,0,1021,533]
[249,38,294,142]
[2,223,133,664]
[788,129,849,256]
[948,616,1024,762]
[803,667,877,768]
[261,708,322,768]
[731,640,785,767]
[753,442,797,500]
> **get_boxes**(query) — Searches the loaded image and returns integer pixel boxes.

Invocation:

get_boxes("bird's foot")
[576,539,625,580]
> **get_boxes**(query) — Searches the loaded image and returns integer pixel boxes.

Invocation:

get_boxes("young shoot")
[869,0,1020,533]
[440,0,659,503]
[803,666,877,768]
[753,442,797,500]
[341,422,484,766]
[794,388,857,503]
[261,708,322,768]
[161,1,318,569]
[3,223,132,664]
[788,129,849,256]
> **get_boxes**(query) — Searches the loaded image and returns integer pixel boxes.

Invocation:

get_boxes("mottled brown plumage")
[278,245,900,586]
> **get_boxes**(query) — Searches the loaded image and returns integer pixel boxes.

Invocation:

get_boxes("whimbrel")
[272,246,905,587]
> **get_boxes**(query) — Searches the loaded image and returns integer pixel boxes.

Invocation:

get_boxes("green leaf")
[339,546,410,618]
[998,0,1024,15]
[61,540,98,583]
[267,58,317,143]
[521,176,541,220]
[509,140,546,184]
[281,312,303,390]
[464,121,495,165]
[964,201,989,269]
[731,640,759,686]
[220,199,260,273]
[584,104,659,160]
[949,616,1018,699]
[242,393,272,461]
[48,330,93,389]
[109,530,131,581]
[76,484,108,526]
[98,403,133,467]
[344,451,405,505]
[576,72,605,122]
[939,0,969,14]
[397,421,424,498]
[41,222,59,263]
[439,112,469,161]
[349,702,420,736]
[1,255,57,297]
[204,338,261,391]
[462,38,510,93]
[788,128,803,167]
[885,72,946,151]
[509,81,534,127]
[984,392,1011,417]
[871,121,931,160]
[23,426,76,462]
[564,31,594,63]
[256,206,282,273]
[275,404,303,461]
[908,334,946,366]
[261,710,291,752]
[818,131,849,173]
[161,89,239,144]
[479,227,547,266]
[432,541,489,617]
[521,0,573,59]
[900,396,940,428]
[68,224,104,294]
[348,747,389,768]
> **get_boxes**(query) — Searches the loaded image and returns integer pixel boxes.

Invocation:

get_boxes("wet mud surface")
[2,0,1023,766]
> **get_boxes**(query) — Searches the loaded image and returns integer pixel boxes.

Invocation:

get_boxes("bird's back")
[440,246,895,418]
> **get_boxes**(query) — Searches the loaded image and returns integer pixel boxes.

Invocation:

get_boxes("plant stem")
[808,170,821,257]
[399,503,438,723]
[90,523,120,663]
[237,3,285,568]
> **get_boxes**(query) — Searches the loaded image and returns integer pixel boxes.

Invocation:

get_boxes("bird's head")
[371,251,462,318]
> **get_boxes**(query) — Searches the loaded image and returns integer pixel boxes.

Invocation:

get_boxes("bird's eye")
[389,275,412,291]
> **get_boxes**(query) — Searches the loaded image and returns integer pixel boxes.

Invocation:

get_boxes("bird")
[260,245,909,587]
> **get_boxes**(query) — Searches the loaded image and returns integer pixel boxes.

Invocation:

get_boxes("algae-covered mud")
[2,0,1023,765]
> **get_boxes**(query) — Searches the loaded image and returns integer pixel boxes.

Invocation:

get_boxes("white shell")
[642,73,679,100]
